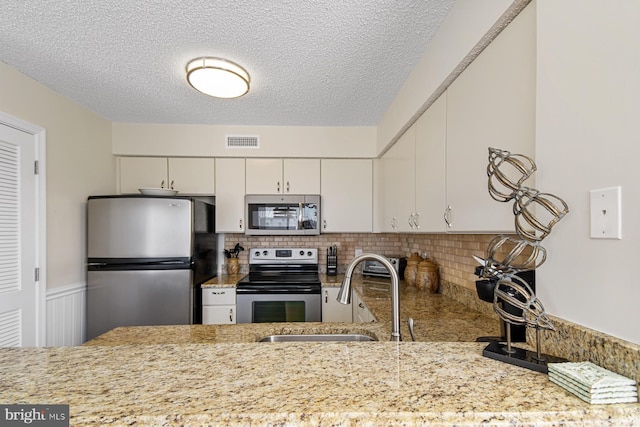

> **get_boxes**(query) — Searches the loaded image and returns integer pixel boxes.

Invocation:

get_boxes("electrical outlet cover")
[589,187,622,239]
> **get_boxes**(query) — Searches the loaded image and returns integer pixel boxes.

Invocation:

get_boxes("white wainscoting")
[46,282,86,346]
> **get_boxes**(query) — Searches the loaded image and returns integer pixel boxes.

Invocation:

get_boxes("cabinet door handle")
[391,216,397,230]
[414,212,420,230]
[229,308,233,322]
[286,181,290,193]
[170,180,174,190]
[359,302,364,308]
[160,180,165,189]
[239,218,243,230]
[444,205,453,228]
[324,290,328,303]
[277,181,281,193]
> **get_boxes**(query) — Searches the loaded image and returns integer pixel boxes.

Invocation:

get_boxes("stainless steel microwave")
[245,195,321,235]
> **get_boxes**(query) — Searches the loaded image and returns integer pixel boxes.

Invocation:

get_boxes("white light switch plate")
[590,186,622,239]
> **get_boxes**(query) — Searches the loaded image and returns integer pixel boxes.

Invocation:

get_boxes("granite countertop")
[2,342,639,425]
[1,275,639,425]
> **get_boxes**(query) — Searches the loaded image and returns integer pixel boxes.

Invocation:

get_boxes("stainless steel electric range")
[236,248,321,323]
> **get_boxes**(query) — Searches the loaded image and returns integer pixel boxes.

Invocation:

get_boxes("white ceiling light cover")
[186,57,250,99]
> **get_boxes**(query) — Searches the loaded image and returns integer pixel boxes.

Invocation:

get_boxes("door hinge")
[34,160,39,175]
[35,268,40,282]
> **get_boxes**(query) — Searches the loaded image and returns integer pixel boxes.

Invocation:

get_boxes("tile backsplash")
[223,232,499,293]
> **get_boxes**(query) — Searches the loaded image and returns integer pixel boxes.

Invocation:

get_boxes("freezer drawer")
[87,269,193,340]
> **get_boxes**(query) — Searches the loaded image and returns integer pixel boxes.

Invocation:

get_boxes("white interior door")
[0,122,37,346]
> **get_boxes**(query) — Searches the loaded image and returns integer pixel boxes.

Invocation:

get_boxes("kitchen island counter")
[2,341,638,425]
[3,276,638,425]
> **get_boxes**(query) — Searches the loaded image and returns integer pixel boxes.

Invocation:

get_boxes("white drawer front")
[202,306,236,324]
[202,288,236,305]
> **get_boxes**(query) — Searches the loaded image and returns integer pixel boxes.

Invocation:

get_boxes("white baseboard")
[46,282,86,346]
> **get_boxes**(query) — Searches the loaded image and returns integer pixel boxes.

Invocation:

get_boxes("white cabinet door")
[245,158,282,194]
[379,150,397,232]
[168,158,215,194]
[320,159,373,232]
[283,158,320,194]
[119,157,168,194]
[215,158,246,232]
[119,157,215,195]
[379,129,414,232]
[393,126,416,233]
[202,306,236,324]
[246,158,321,194]
[414,95,447,233]
[445,6,535,233]
[352,292,375,323]
[322,287,352,322]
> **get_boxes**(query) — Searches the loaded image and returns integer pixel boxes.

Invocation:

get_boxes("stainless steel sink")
[258,334,377,342]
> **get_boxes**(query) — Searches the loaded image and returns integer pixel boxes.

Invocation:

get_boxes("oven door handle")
[236,286,320,294]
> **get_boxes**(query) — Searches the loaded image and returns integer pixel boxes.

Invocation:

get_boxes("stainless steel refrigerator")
[86,195,216,340]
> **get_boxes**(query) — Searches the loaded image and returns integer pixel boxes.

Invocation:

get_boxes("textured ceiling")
[0,0,455,126]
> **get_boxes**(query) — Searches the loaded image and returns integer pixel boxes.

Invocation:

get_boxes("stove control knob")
[262,250,268,256]
[254,251,260,257]
[307,251,312,257]
[299,250,305,256]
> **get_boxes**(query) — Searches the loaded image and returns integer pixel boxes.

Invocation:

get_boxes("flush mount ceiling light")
[186,57,250,98]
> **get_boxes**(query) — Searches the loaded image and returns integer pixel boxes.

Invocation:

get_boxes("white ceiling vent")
[225,135,260,149]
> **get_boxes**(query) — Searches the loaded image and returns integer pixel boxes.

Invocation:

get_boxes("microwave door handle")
[298,203,303,228]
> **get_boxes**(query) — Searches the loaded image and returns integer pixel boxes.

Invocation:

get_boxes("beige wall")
[376,0,516,155]
[534,0,640,344]
[112,123,377,158]
[0,62,115,289]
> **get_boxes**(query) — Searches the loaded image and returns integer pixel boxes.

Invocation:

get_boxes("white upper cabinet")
[119,157,168,193]
[119,157,215,194]
[444,5,535,233]
[380,126,415,233]
[215,158,246,233]
[284,159,321,194]
[414,95,447,233]
[245,158,320,194]
[167,158,215,194]
[379,94,446,234]
[321,159,372,232]
[245,158,281,194]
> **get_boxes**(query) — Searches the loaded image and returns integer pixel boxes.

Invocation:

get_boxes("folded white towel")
[548,361,638,404]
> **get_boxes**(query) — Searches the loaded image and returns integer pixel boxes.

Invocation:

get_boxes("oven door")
[236,291,321,323]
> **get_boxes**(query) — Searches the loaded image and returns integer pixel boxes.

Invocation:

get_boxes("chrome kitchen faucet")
[337,253,402,341]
